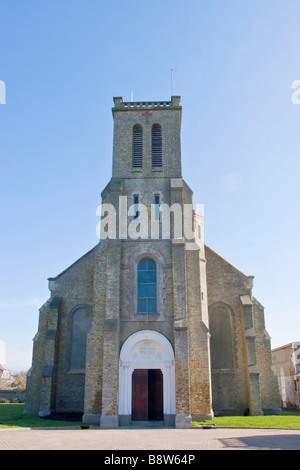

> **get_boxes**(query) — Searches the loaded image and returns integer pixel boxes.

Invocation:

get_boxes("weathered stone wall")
[112,97,182,180]
[206,246,254,415]
[0,390,26,402]
[186,244,212,421]
[24,299,50,414]
[25,247,96,416]
[206,245,281,415]
[252,298,281,413]
[82,243,106,423]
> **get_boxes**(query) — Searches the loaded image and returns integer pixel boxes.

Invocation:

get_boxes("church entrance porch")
[132,369,163,421]
[118,330,176,427]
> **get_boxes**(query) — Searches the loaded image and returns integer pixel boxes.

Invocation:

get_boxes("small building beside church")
[0,364,11,383]
[272,341,300,410]
[24,96,281,427]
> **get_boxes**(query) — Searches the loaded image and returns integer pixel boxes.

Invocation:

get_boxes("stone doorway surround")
[118,330,176,426]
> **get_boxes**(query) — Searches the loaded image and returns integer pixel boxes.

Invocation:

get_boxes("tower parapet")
[112,96,181,113]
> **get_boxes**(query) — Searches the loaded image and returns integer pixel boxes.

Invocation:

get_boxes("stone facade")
[24,96,281,427]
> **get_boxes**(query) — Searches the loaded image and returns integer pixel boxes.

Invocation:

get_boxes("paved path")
[0,427,300,450]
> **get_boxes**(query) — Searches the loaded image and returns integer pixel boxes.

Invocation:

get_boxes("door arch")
[118,330,176,420]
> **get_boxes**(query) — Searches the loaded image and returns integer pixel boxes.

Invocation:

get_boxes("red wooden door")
[132,369,148,420]
[148,369,163,420]
[131,369,164,421]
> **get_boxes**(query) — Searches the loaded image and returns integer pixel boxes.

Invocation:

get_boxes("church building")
[24,96,281,428]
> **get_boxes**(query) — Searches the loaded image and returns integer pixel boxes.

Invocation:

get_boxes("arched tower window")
[137,257,157,314]
[132,124,143,168]
[152,124,162,167]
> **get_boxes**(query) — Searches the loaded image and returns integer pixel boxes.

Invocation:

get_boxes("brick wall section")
[112,98,182,179]
[25,247,96,415]
[0,390,26,402]
[186,244,213,421]
[205,246,251,413]
[83,244,106,421]
[205,245,280,415]
[252,298,281,412]
[24,299,50,414]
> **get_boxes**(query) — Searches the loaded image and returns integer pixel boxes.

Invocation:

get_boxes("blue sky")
[0,0,300,371]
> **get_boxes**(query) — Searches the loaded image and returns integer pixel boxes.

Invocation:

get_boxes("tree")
[10,370,28,390]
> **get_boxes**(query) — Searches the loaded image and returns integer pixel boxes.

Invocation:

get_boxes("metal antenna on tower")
[171,69,173,96]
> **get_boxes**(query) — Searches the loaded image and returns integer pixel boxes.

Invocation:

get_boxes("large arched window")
[132,124,143,168]
[152,124,162,167]
[137,258,157,314]
[209,305,234,369]
[69,306,92,371]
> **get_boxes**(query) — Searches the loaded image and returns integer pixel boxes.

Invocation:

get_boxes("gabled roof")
[205,243,253,279]
[48,244,99,281]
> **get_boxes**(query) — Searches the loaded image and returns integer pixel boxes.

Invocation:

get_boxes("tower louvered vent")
[132,125,143,167]
[152,124,162,167]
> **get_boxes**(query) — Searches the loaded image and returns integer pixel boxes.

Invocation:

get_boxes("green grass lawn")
[0,403,82,429]
[1,404,299,429]
[193,411,300,429]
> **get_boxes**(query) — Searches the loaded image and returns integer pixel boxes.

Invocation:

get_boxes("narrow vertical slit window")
[132,125,143,168]
[152,124,162,167]
[133,194,139,219]
[154,194,160,220]
[197,225,201,240]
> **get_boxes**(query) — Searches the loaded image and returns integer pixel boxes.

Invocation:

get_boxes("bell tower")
[111,96,182,179]
[94,96,213,428]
